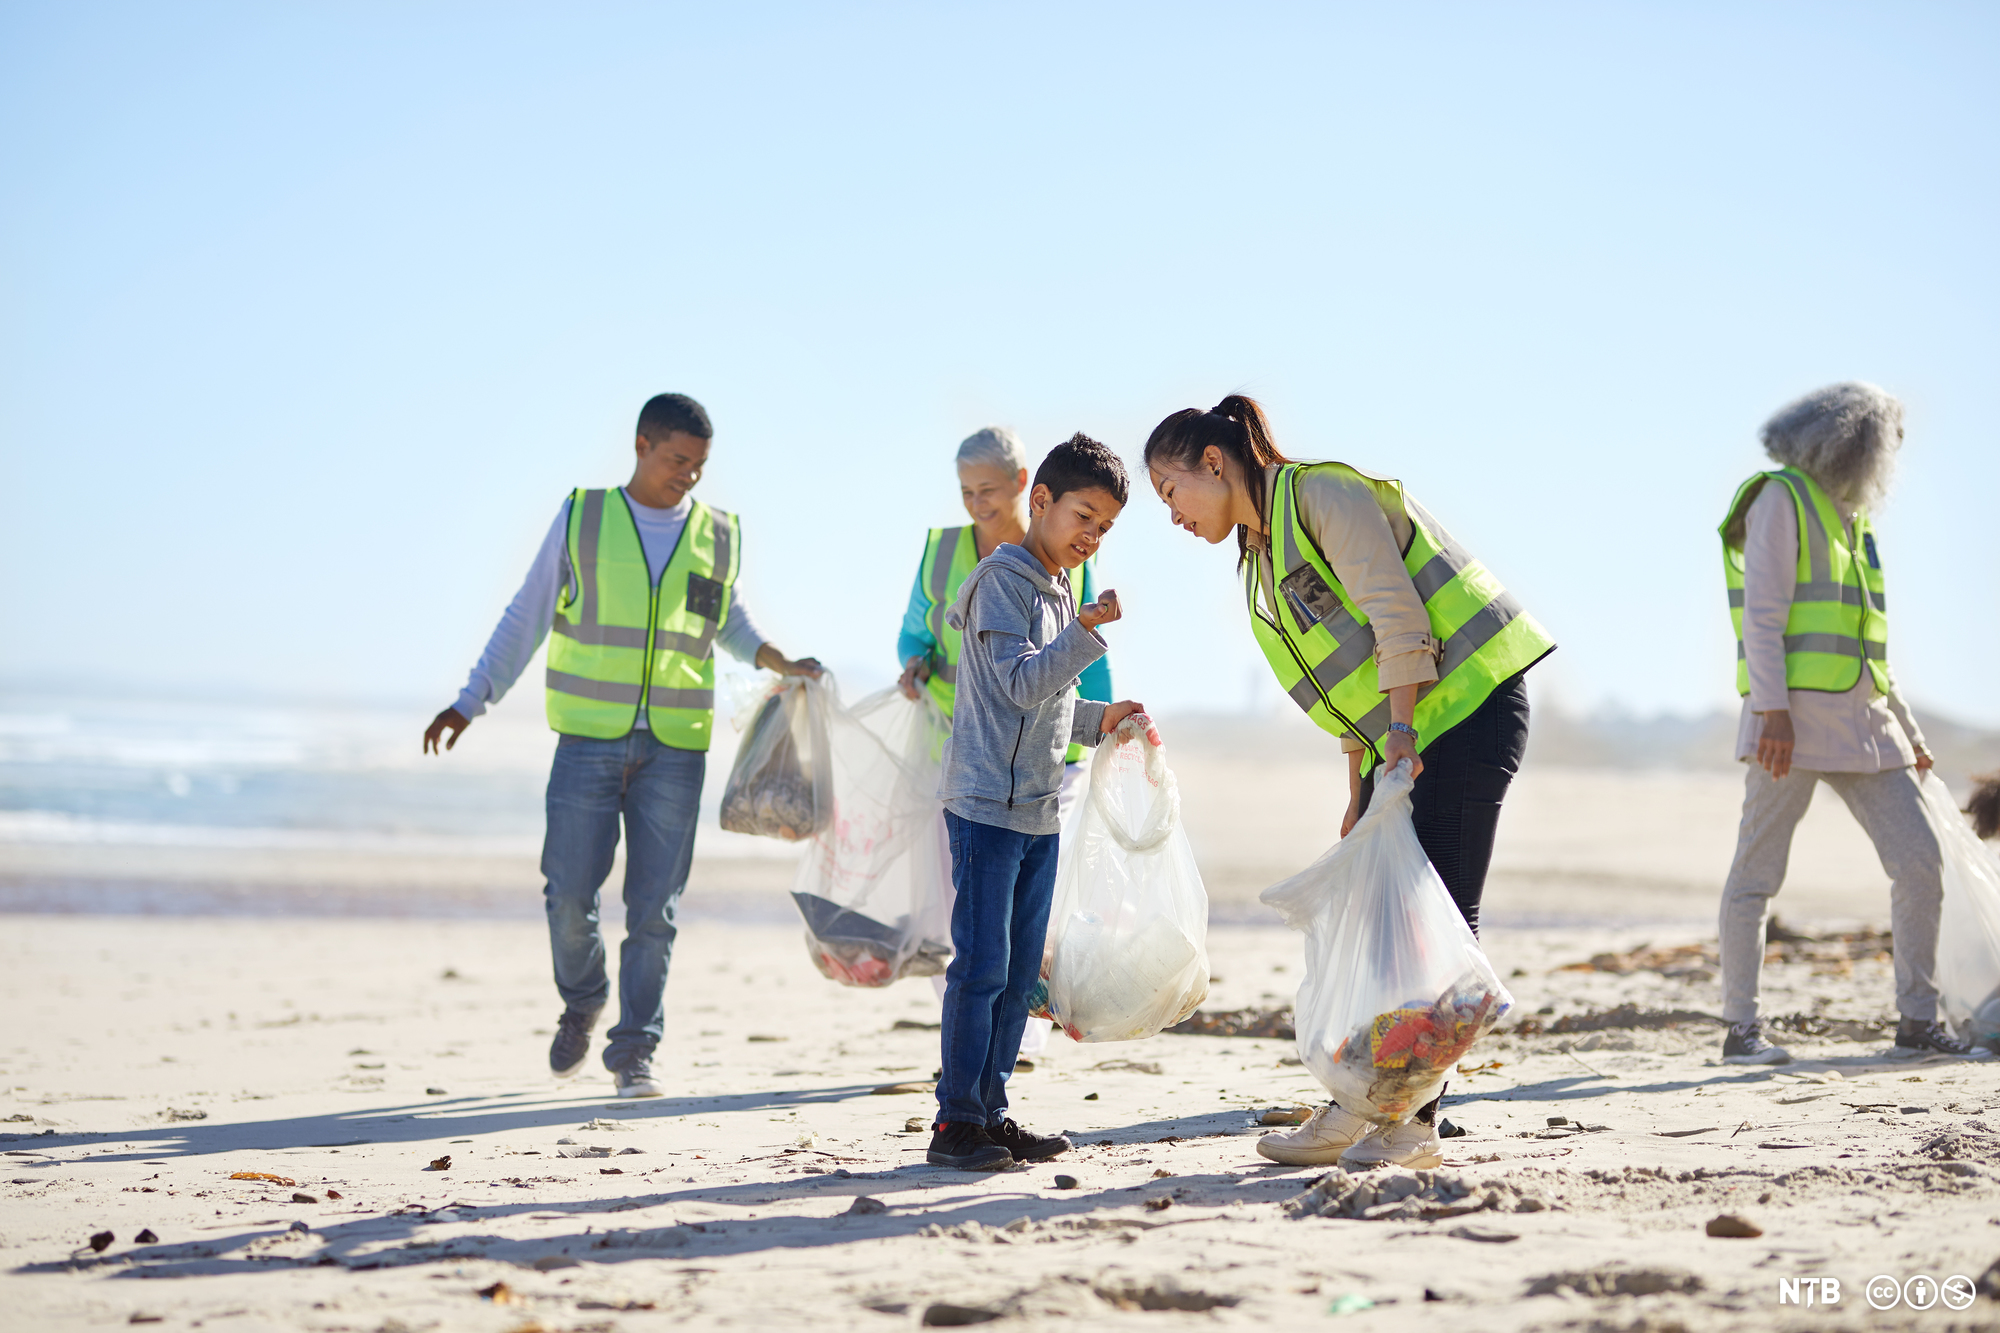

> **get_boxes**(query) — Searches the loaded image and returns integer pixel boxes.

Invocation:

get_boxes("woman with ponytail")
[1144,395,1555,1169]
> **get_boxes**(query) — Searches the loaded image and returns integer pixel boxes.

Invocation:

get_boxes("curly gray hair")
[1760,381,1905,510]
[955,426,1028,476]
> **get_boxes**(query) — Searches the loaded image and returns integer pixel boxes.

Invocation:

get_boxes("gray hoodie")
[938,543,1108,835]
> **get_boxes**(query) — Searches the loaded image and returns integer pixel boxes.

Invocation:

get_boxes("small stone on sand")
[1705,1214,1762,1238]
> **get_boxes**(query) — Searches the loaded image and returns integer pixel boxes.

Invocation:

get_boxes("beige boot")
[1339,1117,1443,1170]
[1255,1103,1374,1165]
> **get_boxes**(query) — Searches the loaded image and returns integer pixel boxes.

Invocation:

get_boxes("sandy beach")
[8,702,2000,1330]
[8,808,2000,1330]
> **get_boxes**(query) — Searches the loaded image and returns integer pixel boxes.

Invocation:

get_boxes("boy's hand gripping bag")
[790,681,954,988]
[1920,771,2000,1046]
[1261,760,1513,1126]
[1042,717,1210,1042]
[719,675,832,842]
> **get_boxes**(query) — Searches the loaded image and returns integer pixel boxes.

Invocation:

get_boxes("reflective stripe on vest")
[544,489,739,747]
[1245,463,1556,776]
[1719,467,1888,696]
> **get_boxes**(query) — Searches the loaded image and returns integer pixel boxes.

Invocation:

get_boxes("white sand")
[6,908,1999,1332]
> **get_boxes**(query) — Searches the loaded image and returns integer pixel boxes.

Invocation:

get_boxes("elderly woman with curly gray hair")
[1716,382,1988,1066]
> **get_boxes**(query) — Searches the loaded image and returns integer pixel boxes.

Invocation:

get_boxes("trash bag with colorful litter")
[789,681,953,987]
[1261,759,1512,1125]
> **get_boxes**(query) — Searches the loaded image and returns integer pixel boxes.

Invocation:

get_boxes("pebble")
[1705,1214,1762,1238]
[845,1196,887,1216]
[134,1229,158,1244]
[1053,1175,1079,1190]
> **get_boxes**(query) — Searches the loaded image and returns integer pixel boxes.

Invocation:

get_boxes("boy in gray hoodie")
[928,434,1157,1170]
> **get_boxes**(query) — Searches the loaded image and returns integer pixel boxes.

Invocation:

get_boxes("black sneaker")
[549,1007,602,1078]
[613,1056,665,1098]
[926,1122,1013,1171]
[1891,1019,1993,1060]
[989,1117,1070,1161]
[1720,1021,1792,1065]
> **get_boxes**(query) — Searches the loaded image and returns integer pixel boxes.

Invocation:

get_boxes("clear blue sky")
[4,3,1995,726]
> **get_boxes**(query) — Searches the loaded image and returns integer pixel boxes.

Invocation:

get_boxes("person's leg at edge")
[1826,767,1944,1023]
[541,735,626,1068]
[977,828,1060,1125]
[601,732,705,1080]
[1406,674,1530,1124]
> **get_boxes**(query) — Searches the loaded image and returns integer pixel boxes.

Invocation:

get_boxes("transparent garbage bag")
[1261,760,1513,1126]
[1042,717,1210,1042]
[791,682,954,987]
[1922,771,2000,1045]
[718,675,831,842]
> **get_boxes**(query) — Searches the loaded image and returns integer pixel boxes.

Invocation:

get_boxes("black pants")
[1355,671,1531,1122]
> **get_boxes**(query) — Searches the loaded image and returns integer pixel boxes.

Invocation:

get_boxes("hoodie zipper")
[1005,718,1025,808]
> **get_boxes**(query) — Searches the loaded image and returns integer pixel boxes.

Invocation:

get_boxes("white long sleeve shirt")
[1732,480,1924,772]
[452,491,769,724]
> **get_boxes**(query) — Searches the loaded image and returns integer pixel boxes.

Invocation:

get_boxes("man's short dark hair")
[637,393,712,442]
[1034,432,1129,506]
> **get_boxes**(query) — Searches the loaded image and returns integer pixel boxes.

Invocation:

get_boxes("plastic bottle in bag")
[1043,717,1210,1042]
[791,683,954,987]
[1261,760,1513,1125]
[718,676,832,842]
[1921,771,2000,1045]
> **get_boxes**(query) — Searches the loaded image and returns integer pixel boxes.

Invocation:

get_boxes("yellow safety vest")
[544,488,740,748]
[1246,462,1555,775]
[1719,467,1888,696]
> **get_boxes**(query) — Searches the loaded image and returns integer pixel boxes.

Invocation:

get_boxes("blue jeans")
[542,730,705,1072]
[937,811,1059,1126]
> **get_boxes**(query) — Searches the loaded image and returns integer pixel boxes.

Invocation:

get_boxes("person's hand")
[897,655,931,701]
[755,644,824,678]
[1757,709,1795,779]
[1381,729,1424,779]
[1341,793,1363,839]
[1914,746,1935,775]
[1078,588,1122,631]
[1100,701,1160,746]
[424,707,470,755]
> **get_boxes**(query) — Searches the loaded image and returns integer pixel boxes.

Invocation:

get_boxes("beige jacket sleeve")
[1281,466,1440,749]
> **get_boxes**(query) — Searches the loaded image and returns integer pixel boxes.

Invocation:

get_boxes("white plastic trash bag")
[1043,717,1210,1042]
[719,676,831,842]
[1261,760,1513,1126]
[791,682,954,988]
[1922,771,2000,1046]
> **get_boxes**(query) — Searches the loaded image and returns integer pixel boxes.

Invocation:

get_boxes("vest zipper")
[1255,559,1381,768]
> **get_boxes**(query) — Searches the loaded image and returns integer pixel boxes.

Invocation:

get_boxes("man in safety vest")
[1716,381,1981,1065]
[423,393,822,1097]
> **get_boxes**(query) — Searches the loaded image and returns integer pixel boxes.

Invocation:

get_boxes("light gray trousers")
[1718,762,1941,1024]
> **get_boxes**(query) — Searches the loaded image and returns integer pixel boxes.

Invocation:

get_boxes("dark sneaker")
[549,1007,602,1078]
[989,1118,1070,1162]
[1720,1021,1792,1065]
[1890,1019,1993,1060]
[926,1121,1013,1171]
[613,1057,665,1098]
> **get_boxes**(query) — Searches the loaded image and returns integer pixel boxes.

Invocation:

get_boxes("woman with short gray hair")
[1716,381,1981,1064]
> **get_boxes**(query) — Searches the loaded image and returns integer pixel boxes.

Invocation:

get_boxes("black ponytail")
[1141,393,1292,565]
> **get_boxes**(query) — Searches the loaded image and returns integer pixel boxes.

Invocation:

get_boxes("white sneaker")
[1340,1118,1443,1170]
[1256,1103,1374,1165]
